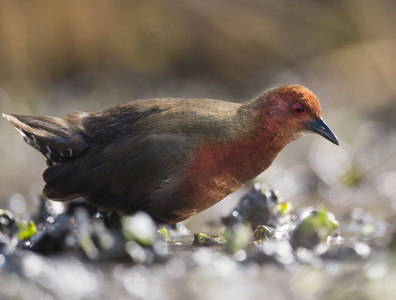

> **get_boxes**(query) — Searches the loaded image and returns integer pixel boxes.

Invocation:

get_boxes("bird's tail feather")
[3,113,89,165]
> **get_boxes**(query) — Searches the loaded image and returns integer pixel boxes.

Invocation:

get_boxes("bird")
[3,84,338,224]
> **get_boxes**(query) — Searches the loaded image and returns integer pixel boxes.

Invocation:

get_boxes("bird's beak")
[304,117,339,145]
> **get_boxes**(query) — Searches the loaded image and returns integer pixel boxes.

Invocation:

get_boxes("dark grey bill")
[305,117,339,145]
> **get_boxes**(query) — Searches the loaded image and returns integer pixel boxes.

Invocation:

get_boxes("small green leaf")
[196,233,209,243]
[275,202,293,216]
[18,220,37,240]
[158,227,168,241]
[299,207,338,240]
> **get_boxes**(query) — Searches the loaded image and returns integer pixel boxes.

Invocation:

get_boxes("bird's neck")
[223,96,300,181]
[189,109,290,187]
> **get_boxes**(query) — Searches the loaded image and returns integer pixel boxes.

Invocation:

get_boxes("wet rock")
[343,211,388,248]
[25,214,73,254]
[103,211,122,229]
[0,231,16,256]
[321,242,372,261]
[192,233,226,247]
[252,225,274,241]
[0,210,18,238]
[72,206,127,261]
[291,207,339,250]
[1,210,34,255]
[222,184,280,229]
[246,239,295,266]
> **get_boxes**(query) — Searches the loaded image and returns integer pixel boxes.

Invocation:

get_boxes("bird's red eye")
[293,104,304,114]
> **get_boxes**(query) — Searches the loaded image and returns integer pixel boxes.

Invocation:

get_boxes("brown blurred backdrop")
[1,0,396,220]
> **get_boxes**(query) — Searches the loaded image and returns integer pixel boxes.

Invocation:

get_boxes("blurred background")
[1,1,396,299]
[0,0,396,226]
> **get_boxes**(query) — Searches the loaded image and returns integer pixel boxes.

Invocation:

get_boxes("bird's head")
[258,84,339,145]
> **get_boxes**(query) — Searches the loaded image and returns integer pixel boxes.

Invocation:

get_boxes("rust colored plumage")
[3,84,338,224]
